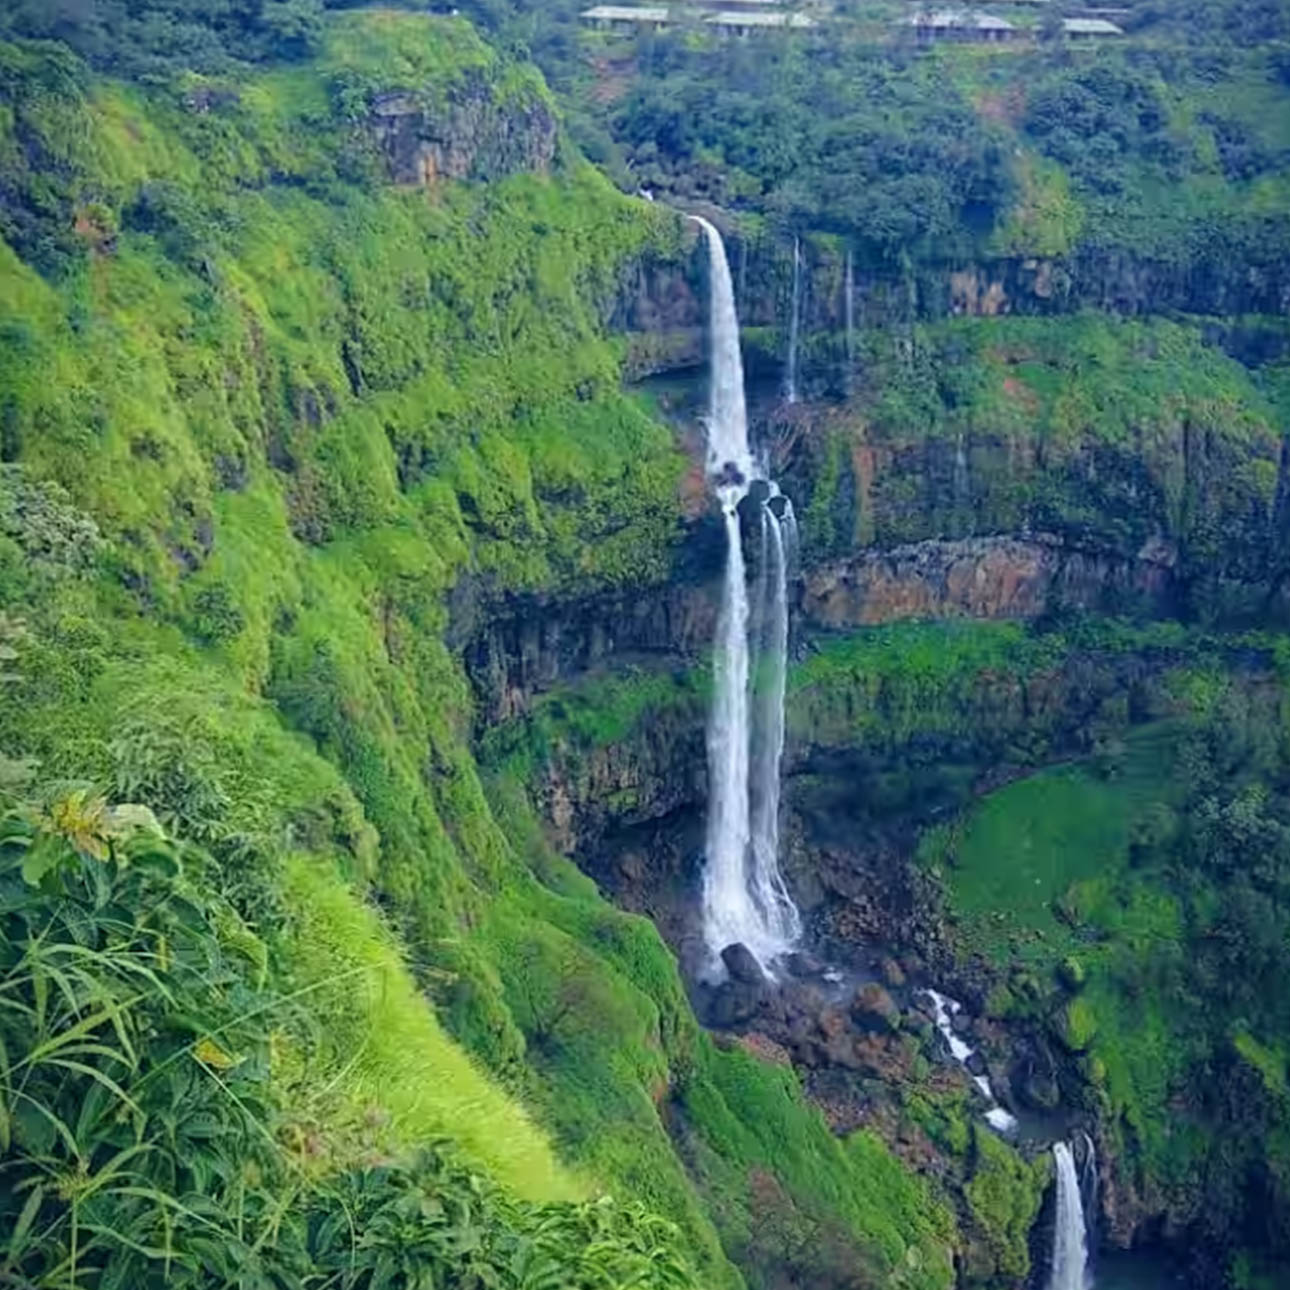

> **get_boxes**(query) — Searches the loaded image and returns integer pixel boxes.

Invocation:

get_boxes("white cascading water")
[1079,1130,1098,1227]
[844,247,855,396]
[926,989,1017,1134]
[748,491,802,948]
[691,215,800,975]
[784,236,802,404]
[1050,1141,1092,1290]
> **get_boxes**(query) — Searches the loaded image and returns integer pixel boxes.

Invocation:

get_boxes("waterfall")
[748,491,801,948]
[692,217,753,489]
[844,247,855,396]
[1079,1131,1098,1225]
[926,989,1017,1134]
[954,432,970,510]
[691,215,800,976]
[1050,1142,1092,1290]
[785,236,801,404]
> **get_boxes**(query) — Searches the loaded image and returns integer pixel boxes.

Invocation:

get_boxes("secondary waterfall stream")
[784,235,802,404]
[926,988,1017,1133]
[748,487,802,952]
[1050,1140,1093,1290]
[844,247,855,395]
[692,216,801,975]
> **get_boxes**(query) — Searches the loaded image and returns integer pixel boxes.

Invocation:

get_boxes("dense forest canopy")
[0,0,334,73]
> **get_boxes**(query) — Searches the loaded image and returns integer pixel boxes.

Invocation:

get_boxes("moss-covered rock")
[1055,996,1099,1054]
[1058,955,1087,993]
[962,1127,1048,1288]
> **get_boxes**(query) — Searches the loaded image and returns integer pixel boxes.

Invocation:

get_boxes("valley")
[0,1,1288,1287]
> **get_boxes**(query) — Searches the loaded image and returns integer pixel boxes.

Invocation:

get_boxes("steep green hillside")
[935,684,1290,1288]
[481,609,1290,1286]
[0,10,965,1288]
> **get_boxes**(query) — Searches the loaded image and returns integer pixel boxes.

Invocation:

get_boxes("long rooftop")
[704,9,817,24]
[1062,15,1124,32]
[904,9,1015,30]
[581,4,669,19]
[581,4,816,25]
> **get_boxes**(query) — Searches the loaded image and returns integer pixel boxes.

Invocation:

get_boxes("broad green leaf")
[20,833,65,886]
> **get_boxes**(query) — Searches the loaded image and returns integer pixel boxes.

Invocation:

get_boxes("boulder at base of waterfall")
[784,950,827,980]
[818,1008,863,1069]
[965,1049,988,1078]
[721,942,766,986]
[779,980,827,1044]
[851,983,901,1033]
[880,956,907,987]
[709,978,766,1028]
[1023,1068,1062,1111]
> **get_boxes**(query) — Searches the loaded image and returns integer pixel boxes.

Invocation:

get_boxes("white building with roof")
[903,9,1016,41]
[704,8,816,30]
[1062,15,1124,35]
[580,5,670,29]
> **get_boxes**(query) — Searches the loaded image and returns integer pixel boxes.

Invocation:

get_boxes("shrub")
[0,792,701,1289]
[189,581,246,644]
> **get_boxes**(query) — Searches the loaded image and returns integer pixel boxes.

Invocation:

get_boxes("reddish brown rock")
[802,533,1176,630]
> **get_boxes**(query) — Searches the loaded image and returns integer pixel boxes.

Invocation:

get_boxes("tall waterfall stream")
[692,216,801,976]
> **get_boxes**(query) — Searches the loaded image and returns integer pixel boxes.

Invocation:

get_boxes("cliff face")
[369,69,557,185]
[451,520,721,724]
[801,533,1176,627]
[613,228,1290,381]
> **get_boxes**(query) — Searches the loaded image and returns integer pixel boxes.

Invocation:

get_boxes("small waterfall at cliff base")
[691,215,801,976]
[784,236,802,405]
[1050,1140,1092,1290]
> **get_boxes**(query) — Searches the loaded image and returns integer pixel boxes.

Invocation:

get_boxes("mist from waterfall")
[785,236,802,404]
[1050,1141,1092,1290]
[691,215,800,975]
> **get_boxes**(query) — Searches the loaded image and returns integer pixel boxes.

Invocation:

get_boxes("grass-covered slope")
[0,11,969,1288]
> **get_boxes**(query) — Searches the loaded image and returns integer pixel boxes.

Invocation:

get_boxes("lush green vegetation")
[0,790,699,1288]
[0,10,987,1288]
[470,0,1290,287]
[0,7,733,1277]
[932,672,1290,1284]
[3,1,1289,1287]
[0,0,332,78]
[792,312,1284,600]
